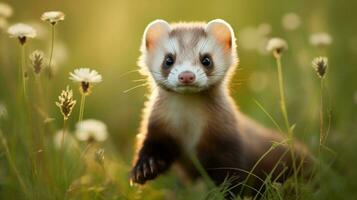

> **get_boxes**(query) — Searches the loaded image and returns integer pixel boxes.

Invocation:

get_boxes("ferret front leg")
[130,130,180,184]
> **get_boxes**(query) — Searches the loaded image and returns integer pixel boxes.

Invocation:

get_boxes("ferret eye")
[200,55,212,68]
[163,54,175,69]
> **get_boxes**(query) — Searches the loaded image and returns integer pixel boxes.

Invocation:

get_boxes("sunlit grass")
[0,1,354,200]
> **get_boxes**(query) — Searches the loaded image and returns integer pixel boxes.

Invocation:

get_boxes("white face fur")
[139,19,237,94]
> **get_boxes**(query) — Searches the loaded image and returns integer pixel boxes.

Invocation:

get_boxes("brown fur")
[131,84,311,197]
[131,20,311,198]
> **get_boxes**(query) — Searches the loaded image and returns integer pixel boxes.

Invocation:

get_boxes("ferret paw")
[130,156,167,185]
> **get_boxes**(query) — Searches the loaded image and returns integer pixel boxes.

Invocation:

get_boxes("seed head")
[312,56,328,78]
[95,148,105,166]
[29,50,45,74]
[266,37,288,58]
[56,86,76,120]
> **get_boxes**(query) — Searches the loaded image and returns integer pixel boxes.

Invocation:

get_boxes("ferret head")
[138,19,238,94]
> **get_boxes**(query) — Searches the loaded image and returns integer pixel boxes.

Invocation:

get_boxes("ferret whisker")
[119,69,141,78]
[132,78,148,83]
[211,68,228,74]
[148,70,163,76]
[196,69,204,75]
[123,83,149,94]
[207,73,225,77]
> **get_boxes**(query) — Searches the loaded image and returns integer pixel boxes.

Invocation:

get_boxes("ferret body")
[131,19,310,197]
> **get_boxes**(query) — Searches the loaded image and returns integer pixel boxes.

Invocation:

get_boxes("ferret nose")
[178,71,196,84]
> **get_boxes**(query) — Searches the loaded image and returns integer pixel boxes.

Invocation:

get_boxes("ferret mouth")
[174,85,204,93]
[157,81,208,94]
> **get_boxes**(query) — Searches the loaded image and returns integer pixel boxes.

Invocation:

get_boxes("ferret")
[130,19,311,198]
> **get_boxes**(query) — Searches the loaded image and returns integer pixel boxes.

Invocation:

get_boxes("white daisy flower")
[0,2,13,18]
[266,37,288,56]
[41,11,65,25]
[69,68,102,83]
[282,13,301,31]
[310,32,332,47]
[7,23,37,44]
[69,68,102,95]
[75,119,108,142]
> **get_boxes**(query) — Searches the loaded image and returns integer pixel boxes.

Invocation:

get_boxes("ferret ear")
[143,19,171,51]
[206,19,234,50]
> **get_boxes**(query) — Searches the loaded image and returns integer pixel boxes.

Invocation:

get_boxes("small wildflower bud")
[310,32,332,47]
[266,37,288,58]
[7,23,36,45]
[29,50,45,75]
[312,57,328,78]
[55,86,77,120]
[69,68,102,95]
[41,11,65,25]
[24,71,29,80]
[95,148,105,166]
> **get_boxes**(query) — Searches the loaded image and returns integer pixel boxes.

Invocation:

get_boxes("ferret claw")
[149,157,155,174]
[143,162,149,178]
[135,165,143,182]
[131,156,166,184]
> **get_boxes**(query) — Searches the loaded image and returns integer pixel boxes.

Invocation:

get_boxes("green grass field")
[0,0,356,199]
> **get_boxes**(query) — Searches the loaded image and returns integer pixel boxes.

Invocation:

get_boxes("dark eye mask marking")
[199,53,214,75]
[161,53,176,78]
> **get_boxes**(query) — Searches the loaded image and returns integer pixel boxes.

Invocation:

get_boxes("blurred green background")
[0,0,357,199]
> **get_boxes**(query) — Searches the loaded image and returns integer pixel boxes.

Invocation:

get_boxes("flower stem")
[319,79,324,148]
[48,25,55,79]
[275,54,299,195]
[78,94,86,122]
[60,118,68,172]
[318,78,324,180]
[0,130,29,197]
[100,163,106,177]
[276,55,290,133]
[20,45,27,98]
